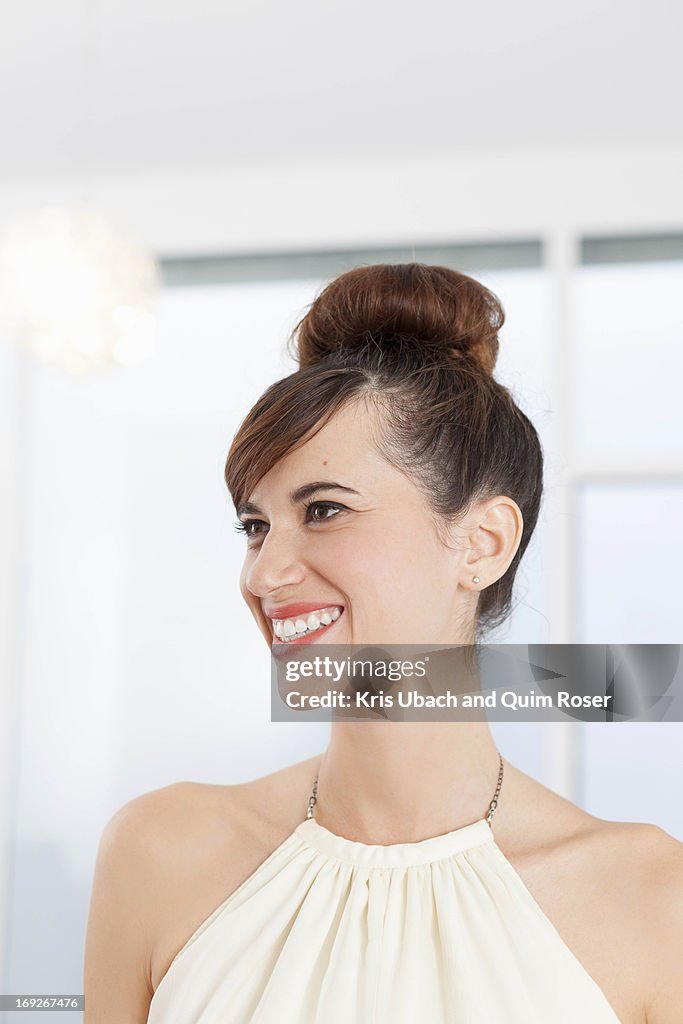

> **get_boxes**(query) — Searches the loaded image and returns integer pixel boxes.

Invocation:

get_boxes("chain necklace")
[306,750,505,830]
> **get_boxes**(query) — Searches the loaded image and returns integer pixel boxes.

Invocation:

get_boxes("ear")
[457,496,524,591]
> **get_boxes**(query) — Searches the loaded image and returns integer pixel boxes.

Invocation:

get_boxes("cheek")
[377,527,457,614]
[324,523,440,610]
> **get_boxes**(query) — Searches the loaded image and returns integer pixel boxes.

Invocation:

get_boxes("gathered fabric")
[147,816,621,1023]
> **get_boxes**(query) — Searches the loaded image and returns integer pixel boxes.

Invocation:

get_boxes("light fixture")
[0,206,159,374]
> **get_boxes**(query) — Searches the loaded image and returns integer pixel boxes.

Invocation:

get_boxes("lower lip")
[272,610,344,647]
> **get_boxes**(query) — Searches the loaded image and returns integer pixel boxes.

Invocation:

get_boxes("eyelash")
[234,501,346,540]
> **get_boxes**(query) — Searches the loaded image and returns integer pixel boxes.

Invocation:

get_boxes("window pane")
[581,723,683,839]
[573,261,683,460]
[575,479,683,641]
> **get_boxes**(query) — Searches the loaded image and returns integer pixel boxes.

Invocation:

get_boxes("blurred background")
[0,0,682,1017]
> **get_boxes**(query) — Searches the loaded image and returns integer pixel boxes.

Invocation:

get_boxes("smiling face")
[237,398,484,648]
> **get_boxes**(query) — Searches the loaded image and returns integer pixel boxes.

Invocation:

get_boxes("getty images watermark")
[270,644,683,722]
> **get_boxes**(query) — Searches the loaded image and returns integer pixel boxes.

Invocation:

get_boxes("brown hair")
[225,263,544,638]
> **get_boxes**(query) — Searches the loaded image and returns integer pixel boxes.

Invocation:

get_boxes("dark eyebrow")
[237,481,361,518]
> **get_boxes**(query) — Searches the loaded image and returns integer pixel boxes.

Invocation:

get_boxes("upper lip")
[263,601,344,620]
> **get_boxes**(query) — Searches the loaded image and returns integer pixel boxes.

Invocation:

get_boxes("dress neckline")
[293,815,493,867]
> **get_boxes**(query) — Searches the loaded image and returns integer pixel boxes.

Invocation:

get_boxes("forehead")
[248,400,388,502]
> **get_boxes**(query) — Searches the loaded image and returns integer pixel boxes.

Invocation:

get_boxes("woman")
[84,264,683,1023]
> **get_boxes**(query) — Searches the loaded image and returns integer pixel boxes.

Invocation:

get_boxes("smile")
[271,606,342,642]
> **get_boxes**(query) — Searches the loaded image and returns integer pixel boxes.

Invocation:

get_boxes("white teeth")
[270,605,343,641]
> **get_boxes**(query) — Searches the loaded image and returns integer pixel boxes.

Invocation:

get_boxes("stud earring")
[472,576,480,584]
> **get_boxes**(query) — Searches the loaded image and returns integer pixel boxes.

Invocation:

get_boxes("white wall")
[1,146,683,256]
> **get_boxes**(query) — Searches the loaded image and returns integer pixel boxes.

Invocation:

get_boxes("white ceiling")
[1,0,681,181]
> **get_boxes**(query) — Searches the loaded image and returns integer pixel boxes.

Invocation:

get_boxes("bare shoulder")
[561,811,683,916]
[508,765,683,914]
[574,816,683,1024]
[499,766,683,1023]
[91,780,252,898]
[85,779,271,1015]
[101,779,252,859]
[85,782,207,1021]
[598,818,683,1024]
[100,763,320,997]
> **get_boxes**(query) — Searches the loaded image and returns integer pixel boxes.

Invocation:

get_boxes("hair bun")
[293,263,503,376]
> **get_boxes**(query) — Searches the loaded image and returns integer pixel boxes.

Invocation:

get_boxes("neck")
[313,720,501,845]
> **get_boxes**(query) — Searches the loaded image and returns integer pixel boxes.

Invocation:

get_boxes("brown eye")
[235,502,344,539]
[306,502,343,523]
[235,519,268,538]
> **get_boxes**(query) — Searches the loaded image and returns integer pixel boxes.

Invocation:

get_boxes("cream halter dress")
[146,761,621,1024]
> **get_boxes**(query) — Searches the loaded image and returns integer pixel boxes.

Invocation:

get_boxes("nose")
[243,526,307,600]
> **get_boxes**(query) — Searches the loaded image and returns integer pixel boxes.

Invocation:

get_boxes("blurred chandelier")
[0,206,159,374]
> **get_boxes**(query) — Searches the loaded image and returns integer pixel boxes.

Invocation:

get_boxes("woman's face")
[238,399,482,648]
